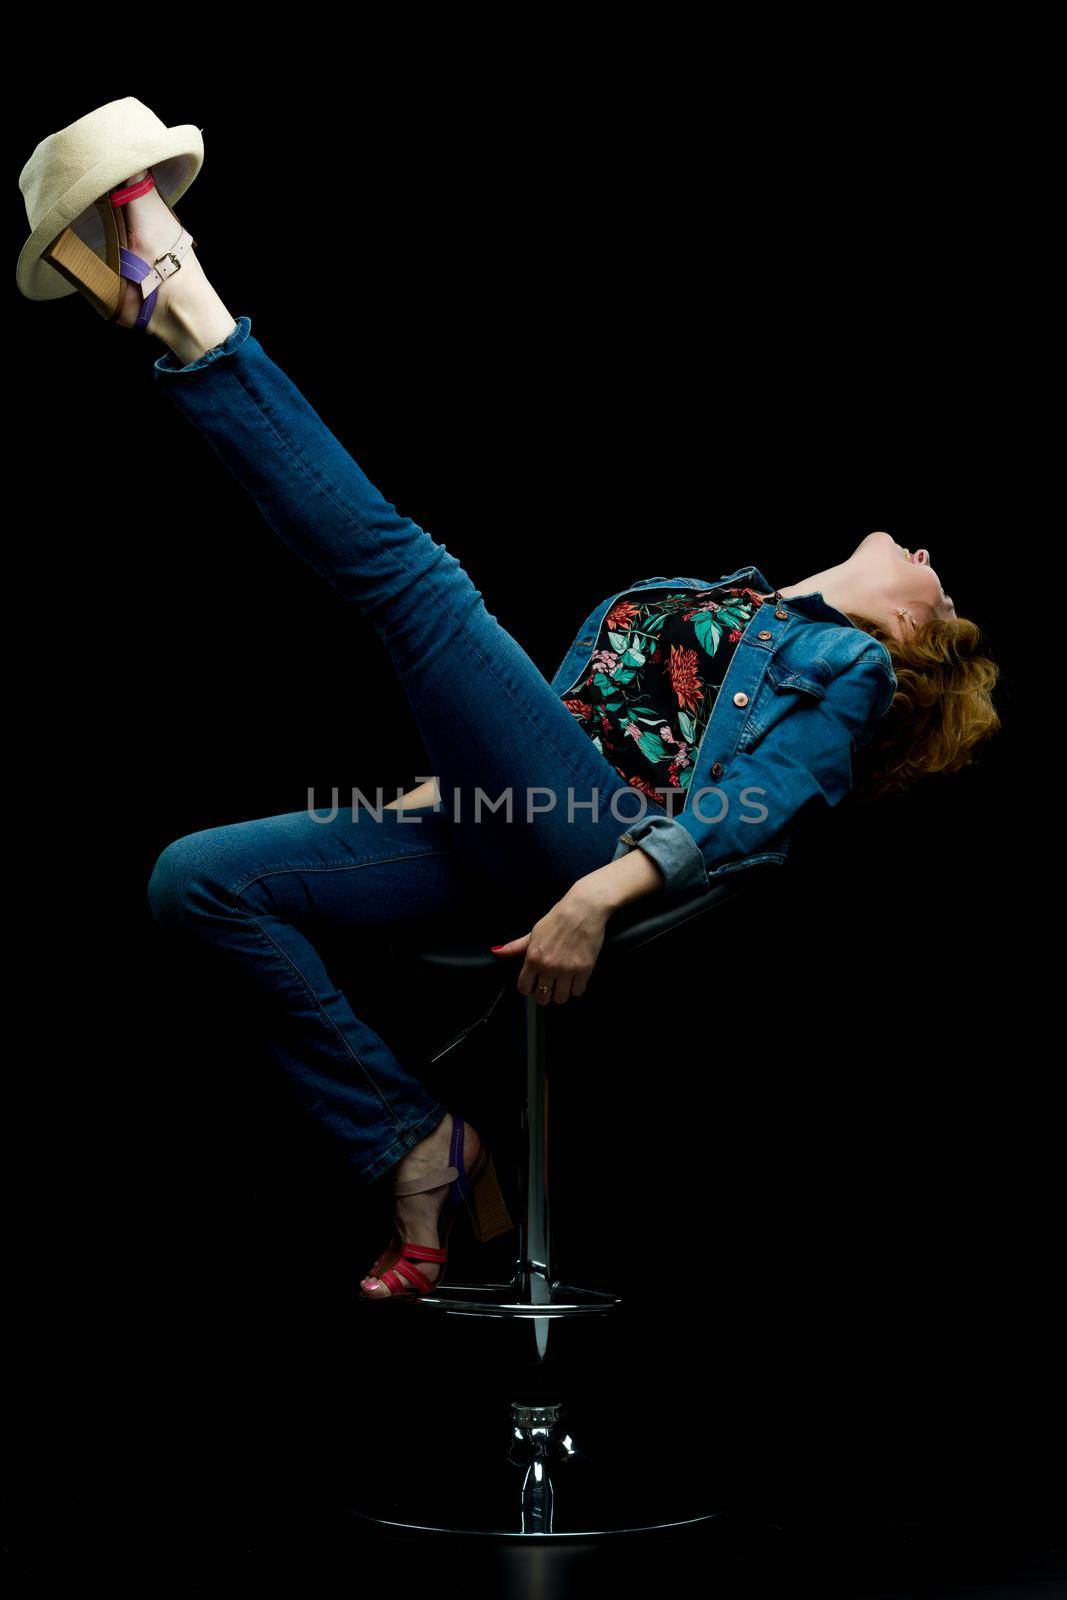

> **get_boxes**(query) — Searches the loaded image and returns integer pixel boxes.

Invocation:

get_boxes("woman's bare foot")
[360,1112,483,1299]
[112,169,238,364]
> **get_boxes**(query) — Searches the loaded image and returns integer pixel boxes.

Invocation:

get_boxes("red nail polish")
[490,944,505,952]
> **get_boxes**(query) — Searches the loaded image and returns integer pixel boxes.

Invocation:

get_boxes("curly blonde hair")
[843,612,1002,802]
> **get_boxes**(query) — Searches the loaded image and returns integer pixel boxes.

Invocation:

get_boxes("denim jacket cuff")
[611,812,709,895]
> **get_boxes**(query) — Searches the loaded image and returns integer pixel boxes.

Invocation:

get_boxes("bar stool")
[351,864,776,1541]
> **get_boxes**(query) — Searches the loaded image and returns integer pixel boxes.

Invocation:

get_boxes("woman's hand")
[491,881,611,1005]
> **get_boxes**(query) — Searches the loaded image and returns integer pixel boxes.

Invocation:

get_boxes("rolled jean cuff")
[153,313,253,377]
[611,812,709,896]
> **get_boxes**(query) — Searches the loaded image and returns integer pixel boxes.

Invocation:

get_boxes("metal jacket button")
[775,608,788,619]
[711,761,724,779]
[733,691,749,708]
[757,630,772,640]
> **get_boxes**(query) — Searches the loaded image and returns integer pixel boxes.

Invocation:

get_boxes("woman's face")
[851,530,956,639]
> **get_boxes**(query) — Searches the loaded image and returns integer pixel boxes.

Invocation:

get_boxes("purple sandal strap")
[118,246,152,284]
[115,227,196,332]
[449,1116,473,1205]
[135,288,157,332]
[115,247,157,331]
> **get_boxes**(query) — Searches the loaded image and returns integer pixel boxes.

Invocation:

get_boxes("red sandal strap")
[398,1241,448,1262]
[109,172,156,207]
[381,1257,435,1295]
[376,1268,407,1294]
[395,1257,437,1291]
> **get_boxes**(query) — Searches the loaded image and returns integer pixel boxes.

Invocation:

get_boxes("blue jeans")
[146,316,638,1185]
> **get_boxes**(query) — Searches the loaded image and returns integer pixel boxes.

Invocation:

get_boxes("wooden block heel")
[41,207,123,319]
[465,1149,514,1244]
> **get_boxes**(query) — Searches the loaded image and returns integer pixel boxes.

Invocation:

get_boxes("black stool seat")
[412,872,757,975]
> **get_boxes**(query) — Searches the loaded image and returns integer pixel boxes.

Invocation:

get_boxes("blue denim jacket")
[547,566,898,896]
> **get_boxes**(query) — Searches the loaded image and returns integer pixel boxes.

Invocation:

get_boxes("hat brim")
[16,124,204,302]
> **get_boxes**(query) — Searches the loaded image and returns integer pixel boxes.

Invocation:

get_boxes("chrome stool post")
[351,867,774,1538]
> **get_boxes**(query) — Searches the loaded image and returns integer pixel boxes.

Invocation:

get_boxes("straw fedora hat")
[16,96,203,302]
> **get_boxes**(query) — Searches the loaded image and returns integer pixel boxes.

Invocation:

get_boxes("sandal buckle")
[154,250,182,279]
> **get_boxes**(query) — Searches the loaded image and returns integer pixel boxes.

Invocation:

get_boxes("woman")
[19,133,999,1302]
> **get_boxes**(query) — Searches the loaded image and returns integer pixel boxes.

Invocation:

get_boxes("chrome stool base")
[351,1394,725,1538]
[352,1510,722,1541]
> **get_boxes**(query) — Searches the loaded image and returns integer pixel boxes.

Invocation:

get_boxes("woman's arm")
[573,843,666,914]
[491,845,665,1003]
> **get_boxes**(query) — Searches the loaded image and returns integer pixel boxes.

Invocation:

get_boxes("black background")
[6,49,1058,1597]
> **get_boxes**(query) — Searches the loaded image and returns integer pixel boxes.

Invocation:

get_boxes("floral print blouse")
[561,583,768,808]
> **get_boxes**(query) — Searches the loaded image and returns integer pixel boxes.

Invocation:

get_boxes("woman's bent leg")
[147,803,474,1185]
[152,320,639,902]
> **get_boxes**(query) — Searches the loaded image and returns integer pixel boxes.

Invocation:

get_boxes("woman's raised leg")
[151,316,639,900]
[113,174,641,908]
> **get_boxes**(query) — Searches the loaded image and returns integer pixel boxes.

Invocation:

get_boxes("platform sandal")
[40,167,195,331]
[359,1114,514,1302]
